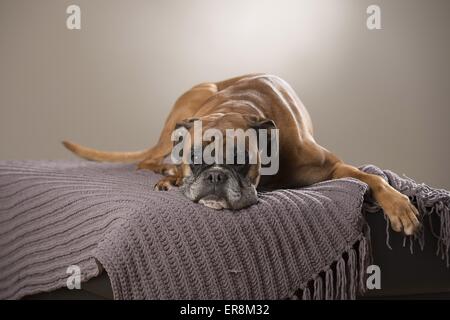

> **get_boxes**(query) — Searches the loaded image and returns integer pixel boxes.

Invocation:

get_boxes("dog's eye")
[232,151,250,174]
[233,151,249,165]
[189,150,203,173]
[190,149,202,164]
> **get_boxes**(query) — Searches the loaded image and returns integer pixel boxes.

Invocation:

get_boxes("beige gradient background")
[0,0,449,189]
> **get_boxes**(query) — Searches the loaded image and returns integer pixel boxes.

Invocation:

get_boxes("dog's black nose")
[206,170,227,185]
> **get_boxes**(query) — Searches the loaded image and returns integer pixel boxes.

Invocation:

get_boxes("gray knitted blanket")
[0,161,448,300]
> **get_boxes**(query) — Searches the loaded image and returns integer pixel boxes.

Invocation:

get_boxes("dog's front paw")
[154,178,174,191]
[378,191,421,235]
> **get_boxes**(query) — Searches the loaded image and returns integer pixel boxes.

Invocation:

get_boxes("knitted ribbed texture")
[0,160,370,300]
[1,161,448,299]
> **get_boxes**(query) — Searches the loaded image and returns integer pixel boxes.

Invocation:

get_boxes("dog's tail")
[62,140,150,163]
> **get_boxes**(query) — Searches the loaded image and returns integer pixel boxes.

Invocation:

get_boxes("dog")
[63,74,420,235]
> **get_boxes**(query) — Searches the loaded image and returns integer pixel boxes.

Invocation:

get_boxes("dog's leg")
[137,158,178,176]
[154,174,183,191]
[141,161,183,191]
[330,163,421,235]
[138,159,184,190]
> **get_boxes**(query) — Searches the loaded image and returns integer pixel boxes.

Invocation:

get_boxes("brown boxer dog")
[63,74,420,235]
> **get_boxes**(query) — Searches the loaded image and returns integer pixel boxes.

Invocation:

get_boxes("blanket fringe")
[291,166,450,300]
[302,287,311,300]
[325,267,334,300]
[403,179,450,266]
[294,234,370,300]
[362,169,450,267]
[361,166,450,267]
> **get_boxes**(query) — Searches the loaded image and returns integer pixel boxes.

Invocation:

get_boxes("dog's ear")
[175,117,199,130]
[246,115,277,131]
[247,117,277,158]
[251,118,277,131]
[173,118,199,160]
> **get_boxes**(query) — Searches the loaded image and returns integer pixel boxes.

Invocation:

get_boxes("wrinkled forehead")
[201,112,251,128]
[188,128,260,153]
[172,113,264,165]
[176,133,258,168]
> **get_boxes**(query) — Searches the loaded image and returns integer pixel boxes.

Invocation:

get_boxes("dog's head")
[174,112,276,210]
